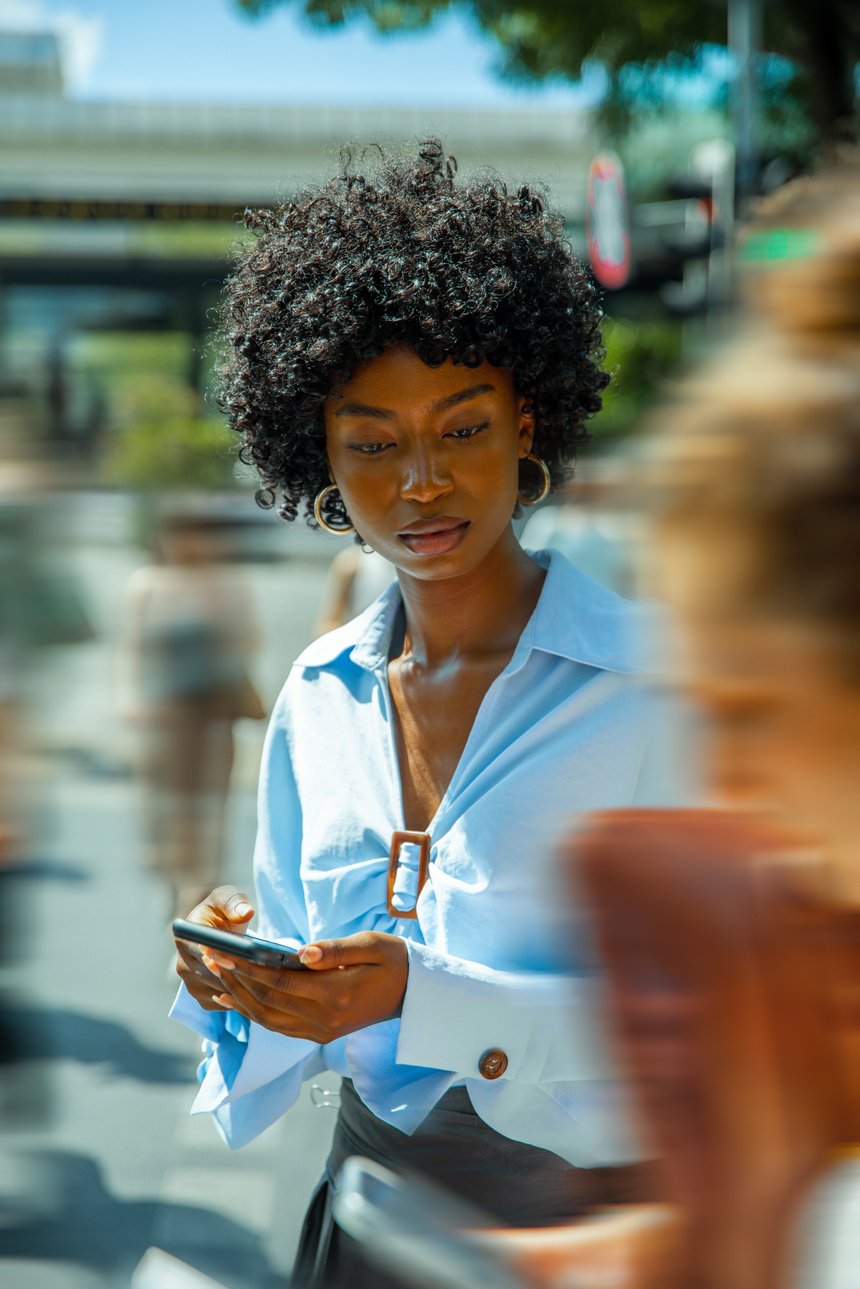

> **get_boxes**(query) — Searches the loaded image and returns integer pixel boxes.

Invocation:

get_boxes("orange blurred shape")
[567,809,860,1289]
[481,1203,685,1289]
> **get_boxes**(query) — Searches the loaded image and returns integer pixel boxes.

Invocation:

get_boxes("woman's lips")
[397,519,471,555]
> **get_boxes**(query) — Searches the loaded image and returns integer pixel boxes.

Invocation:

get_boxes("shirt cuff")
[169,982,245,1044]
[346,1017,459,1135]
[396,940,615,1087]
[396,940,532,1082]
[169,983,323,1148]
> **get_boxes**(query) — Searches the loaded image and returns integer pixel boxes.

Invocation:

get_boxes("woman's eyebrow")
[334,383,496,420]
[430,383,496,413]
[335,401,395,420]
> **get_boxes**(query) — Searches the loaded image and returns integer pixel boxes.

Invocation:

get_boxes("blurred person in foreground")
[120,509,264,916]
[483,156,860,1289]
[168,140,690,1289]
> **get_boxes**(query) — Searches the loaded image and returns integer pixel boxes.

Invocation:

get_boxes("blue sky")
[0,0,603,107]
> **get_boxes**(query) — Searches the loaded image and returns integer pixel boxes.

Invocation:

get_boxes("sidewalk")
[2,765,339,1289]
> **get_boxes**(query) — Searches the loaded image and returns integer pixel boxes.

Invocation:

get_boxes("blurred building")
[0,30,596,460]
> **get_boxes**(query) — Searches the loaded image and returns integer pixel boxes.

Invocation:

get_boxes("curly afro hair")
[220,139,609,527]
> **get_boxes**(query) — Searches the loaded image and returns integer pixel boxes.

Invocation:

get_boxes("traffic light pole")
[729,0,762,206]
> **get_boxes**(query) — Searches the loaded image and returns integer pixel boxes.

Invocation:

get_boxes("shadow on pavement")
[5,1006,194,1085]
[5,855,91,883]
[1,1148,281,1289]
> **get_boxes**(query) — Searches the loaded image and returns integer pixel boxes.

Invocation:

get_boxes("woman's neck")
[394,528,545,669]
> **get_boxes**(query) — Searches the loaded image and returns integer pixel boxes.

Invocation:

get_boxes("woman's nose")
[399,447,454,503]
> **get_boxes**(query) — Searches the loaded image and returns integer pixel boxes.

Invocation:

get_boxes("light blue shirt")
[171,551,687,1163]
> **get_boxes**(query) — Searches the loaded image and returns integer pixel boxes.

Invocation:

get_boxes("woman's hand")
[202,931,408,1043]
[173,885,255,1011]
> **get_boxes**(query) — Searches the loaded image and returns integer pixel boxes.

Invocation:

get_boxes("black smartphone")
[171,918,309,970]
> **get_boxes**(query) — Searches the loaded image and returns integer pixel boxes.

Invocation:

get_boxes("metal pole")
[728,0,762,205]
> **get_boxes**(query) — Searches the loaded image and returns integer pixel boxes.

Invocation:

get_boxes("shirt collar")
[293,550,648,676]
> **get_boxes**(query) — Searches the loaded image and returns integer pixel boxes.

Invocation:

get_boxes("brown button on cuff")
[478,1048,508,1080]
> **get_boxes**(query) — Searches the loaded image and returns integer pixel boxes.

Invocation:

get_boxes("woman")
[171,142,683,1286]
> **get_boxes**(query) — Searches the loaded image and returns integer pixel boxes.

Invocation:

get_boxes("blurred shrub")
[110,372,199,428]
[101,375,238,491]
[595,317,683,441]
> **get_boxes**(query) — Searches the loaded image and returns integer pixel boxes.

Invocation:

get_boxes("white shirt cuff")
[396,940,617,1087]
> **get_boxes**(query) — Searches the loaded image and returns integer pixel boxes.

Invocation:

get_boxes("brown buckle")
[387,830,431,920]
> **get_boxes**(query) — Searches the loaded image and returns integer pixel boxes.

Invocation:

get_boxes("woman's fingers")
[204,932,408,1038]
[171,886,254,1007]
[211,887,255,924]
[175,942,231,1010]
[298,931,386,969]
[215,970,331,1040]
[224,958,345,1009]
[201,951,236,972]
[185,885,254,927]
[175,938,212,977]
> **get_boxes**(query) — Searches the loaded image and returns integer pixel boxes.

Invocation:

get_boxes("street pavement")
[1,501,352,1289]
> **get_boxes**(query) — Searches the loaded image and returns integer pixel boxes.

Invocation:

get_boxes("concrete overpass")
[0,30,596,451]
[0,93,593,289]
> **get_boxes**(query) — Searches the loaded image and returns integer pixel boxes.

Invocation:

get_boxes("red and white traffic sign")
[585,152,631,289]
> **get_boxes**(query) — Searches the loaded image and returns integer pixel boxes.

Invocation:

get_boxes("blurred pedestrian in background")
[313,546,395,637]
[120,509,264,917]
[519,459,640,599]
[0,443,95,1127]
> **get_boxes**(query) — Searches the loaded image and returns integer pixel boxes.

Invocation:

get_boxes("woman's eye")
[347,441,394,455]
[446,421,490,441]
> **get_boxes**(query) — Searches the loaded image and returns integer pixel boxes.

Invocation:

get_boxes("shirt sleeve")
[396,940,618,1087]
[169,686,323,1149]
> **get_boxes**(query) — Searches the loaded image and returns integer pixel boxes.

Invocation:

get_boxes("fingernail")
[299,945,322,964]
[234,902,253,917]
[206,951,235,970]
[203,957,222,977]
[213,993,235,1008]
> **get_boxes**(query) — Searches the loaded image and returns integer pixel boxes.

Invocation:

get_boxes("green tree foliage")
[234,0,857,144]
[596,317,683,442]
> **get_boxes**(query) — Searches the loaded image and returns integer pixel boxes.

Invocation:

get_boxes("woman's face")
[322,346,534,580]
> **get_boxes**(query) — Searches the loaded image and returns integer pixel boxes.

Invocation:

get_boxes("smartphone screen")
[172,919,308,969]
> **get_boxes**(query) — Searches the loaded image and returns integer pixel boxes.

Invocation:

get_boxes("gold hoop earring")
[313,484,355,534]
[517,453,551,507]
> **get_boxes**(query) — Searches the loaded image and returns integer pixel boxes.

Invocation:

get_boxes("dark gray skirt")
[292,1079,656,1289]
